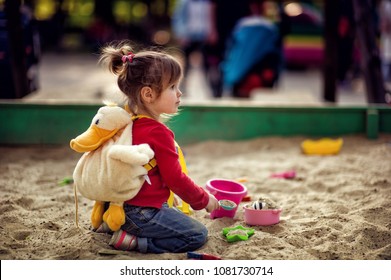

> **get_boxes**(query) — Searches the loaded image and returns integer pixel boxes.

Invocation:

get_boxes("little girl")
[98,41,219,253]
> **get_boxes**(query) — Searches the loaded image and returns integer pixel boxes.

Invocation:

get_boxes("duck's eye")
[95,119,100,125]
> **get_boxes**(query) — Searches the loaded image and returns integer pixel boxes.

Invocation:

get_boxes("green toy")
[59,177,74,186]
[222,225,255,242]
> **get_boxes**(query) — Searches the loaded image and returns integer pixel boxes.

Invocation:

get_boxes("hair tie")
[122,52,135,64]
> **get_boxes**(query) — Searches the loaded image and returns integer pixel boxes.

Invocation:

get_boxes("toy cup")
[243,204,282,226]
[205,179,247,219]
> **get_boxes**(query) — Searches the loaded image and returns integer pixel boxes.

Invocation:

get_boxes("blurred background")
[0,0,389,104]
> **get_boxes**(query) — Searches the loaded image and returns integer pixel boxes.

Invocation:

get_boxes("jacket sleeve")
[149,125,209,210]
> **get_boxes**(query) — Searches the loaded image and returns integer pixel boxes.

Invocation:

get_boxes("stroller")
[222,16,282,98]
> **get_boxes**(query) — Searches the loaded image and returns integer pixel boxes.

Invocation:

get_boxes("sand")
[1,135,391,260]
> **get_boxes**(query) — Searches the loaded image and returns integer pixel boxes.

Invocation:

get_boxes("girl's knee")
[196,225,208,243]
[186,225,208,251]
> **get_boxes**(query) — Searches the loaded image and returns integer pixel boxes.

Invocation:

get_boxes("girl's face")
[151,80,182,115]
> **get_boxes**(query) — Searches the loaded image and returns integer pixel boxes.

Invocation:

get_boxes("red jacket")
[125,117,209,210]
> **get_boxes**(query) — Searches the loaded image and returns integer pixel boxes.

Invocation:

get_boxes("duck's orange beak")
[70,125,119,153]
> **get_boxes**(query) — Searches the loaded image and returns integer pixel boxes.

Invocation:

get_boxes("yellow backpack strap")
[176,141,188,174]
[144,158,157,171]
[167,141,191,215]
[131,114,151,122]
[130,114,157,171]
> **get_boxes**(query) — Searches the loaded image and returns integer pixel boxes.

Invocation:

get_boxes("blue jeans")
[121,203,208,253]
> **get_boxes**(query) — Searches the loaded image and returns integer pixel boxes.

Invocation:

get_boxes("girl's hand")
[205,193,219,213]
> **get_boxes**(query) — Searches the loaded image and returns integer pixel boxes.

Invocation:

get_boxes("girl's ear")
[140,86,154,103]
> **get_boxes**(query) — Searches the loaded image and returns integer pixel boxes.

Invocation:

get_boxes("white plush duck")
[70,104,154,231]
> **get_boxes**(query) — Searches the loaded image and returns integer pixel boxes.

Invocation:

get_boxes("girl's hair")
[99,40,183,117]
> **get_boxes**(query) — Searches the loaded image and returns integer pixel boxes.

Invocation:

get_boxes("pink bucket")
[243,204,282,226]
[205,179,247,219]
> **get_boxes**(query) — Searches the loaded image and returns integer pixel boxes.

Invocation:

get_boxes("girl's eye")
[171,84,176,90]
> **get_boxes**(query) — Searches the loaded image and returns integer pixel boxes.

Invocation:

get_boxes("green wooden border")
[1,102,390,145]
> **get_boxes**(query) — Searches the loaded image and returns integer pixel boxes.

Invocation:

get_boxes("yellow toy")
[70,105,154,231]
[167,142,191,215]
[301,138,343,155]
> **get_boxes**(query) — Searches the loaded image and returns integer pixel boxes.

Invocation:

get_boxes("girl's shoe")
[109,229,138,251]
[95,222,112,233]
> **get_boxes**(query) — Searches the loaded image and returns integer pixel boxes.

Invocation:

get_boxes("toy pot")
[243,204,282,226]
[205,179,247,219]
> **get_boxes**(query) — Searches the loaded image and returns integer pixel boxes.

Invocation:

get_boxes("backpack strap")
[131,114,157,171]
[144,158,157,171]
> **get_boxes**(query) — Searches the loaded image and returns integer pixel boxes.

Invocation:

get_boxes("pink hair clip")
[122,52,135,63]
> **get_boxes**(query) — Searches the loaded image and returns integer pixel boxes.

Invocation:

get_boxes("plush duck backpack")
[70,104,154,231]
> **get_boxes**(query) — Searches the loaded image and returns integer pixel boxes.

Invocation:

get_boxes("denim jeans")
[121,203,208,253]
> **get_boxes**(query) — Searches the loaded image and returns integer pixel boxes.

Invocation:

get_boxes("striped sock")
[109,229,138,251]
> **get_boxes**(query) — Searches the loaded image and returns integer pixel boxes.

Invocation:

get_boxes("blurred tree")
[94,0,115,26]
[323,0,386,103]
[353,0,385,103]
[2,0,29,98]
[322,0,338,102]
